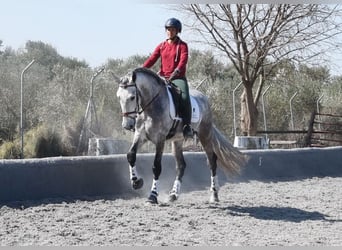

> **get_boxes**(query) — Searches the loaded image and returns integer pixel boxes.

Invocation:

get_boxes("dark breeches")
[172,78,191,125]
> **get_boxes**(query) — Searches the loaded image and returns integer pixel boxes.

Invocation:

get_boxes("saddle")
[167,83,182,120]
[165,83,200,139]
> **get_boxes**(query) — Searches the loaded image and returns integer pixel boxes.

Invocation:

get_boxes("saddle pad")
[190,96,200,123]
[167,87,200,123]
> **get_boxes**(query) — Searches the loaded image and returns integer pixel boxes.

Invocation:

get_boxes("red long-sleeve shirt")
[143,37,188,79]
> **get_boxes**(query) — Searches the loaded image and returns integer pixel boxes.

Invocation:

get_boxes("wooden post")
[304,111,316,147]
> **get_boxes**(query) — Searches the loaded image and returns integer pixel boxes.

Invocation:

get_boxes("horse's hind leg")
[168,140,186,202]
[208,152,219,203]
[200,136,220,203]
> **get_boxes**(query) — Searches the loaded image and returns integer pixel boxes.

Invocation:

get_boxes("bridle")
[119,83,139,120]
[119,82,163,120]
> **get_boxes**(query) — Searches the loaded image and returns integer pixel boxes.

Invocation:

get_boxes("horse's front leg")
[146,140,165,204]
[127,134,145,190]
[168,140,186,202]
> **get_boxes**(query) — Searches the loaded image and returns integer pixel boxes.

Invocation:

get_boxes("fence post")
[304,111,316,147]
[20,59,35,159]
[316,94,324,131]
[289,92,298,130]
[261,85,271,142]
[232,81,242,137]
[77,67,105,154]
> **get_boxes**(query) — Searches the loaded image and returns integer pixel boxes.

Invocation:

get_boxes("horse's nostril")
[122,124,134,131]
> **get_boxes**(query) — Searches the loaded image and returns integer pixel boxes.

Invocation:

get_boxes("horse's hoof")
[210,192,219,203]
[168,193,178,202]
[131,178,144,190]
[146,194,158,204]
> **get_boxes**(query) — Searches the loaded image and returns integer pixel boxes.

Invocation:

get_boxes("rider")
[143,17,193,139]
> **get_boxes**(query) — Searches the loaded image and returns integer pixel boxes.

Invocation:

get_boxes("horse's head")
[115,68,166,131]
[116,73,138,131]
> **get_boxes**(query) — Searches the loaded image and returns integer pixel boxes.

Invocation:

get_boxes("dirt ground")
[0,176,341,246]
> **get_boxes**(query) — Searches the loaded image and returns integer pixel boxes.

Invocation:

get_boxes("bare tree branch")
[180,3,342,135]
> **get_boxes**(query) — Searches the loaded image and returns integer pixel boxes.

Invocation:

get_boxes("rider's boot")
[172,78,193,139]
[182,100,193,139]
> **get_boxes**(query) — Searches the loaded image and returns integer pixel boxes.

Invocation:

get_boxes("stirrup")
[183,125,193,138]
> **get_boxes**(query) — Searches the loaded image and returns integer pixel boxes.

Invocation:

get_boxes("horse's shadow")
[221,205,340,223]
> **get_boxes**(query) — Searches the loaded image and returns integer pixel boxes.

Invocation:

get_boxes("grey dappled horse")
[116,67,246,204]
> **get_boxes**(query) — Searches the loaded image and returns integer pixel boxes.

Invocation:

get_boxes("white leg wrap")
[210,175,219,192]
[171,179,181,195]
[151,179,159,196]
[129,165,139,180]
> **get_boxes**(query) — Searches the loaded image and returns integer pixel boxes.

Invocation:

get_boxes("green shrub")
[0,141,21,159]
[23,125,66,158]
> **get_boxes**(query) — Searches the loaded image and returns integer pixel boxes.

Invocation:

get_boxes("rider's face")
[166,27,178,40]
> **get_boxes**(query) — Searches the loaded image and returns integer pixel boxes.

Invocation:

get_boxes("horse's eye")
[130,96,135,101]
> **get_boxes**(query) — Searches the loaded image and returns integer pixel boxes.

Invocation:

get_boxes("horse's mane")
[133,67,165,86]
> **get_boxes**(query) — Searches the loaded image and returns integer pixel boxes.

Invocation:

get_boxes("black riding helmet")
[165,18,182,33]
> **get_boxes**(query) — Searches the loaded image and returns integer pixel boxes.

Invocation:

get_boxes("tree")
[181,4,342,135]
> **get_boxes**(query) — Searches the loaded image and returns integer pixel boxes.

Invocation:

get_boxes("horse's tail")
[211,125,248,176]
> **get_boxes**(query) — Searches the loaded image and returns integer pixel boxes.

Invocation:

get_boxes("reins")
[119,82,164,118]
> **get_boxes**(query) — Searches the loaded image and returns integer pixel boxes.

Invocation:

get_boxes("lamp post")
[20,59,35,159]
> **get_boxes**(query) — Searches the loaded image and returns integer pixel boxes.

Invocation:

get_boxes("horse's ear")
[131,70,136,83]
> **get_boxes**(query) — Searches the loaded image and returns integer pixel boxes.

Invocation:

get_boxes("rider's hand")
[169,69,180,82]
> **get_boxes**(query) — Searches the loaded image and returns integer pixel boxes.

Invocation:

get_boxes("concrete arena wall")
[0,146,341,203]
